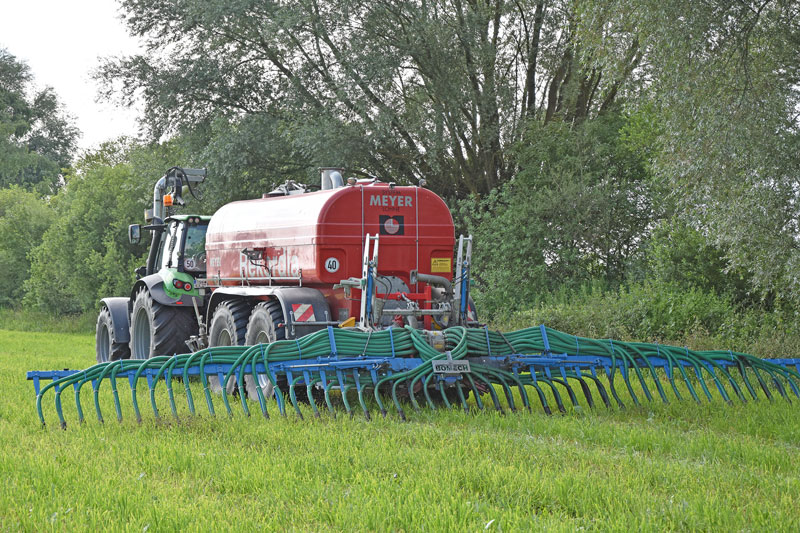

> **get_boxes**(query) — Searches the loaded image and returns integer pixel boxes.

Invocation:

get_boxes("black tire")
[208,299,251,347]
[207,299,251,393]
[243,300,286,399]
[129,286,198,359]
[96,306,130,363]
[245,300,285,345]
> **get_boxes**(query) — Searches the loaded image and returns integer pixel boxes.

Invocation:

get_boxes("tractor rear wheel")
[96,306,130,363]
[207,299,251,393]
[129,287,197,359]
[243,300,286,399]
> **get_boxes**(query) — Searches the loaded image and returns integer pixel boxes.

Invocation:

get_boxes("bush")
[24,140,162,313]
[0,187,53,307]
[459,111,657,316]
[644,217,753,304]
[492,281,800,358]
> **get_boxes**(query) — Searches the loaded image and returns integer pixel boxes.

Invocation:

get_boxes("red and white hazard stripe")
[291,303,315,322]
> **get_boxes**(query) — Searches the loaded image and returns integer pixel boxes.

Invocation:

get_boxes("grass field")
[2,328,800,531]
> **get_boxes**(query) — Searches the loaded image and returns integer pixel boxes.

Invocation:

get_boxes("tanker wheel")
[207,299,251,393]
[129,287,198,359]
[243,300,285,400]
[244,300,323,404]
[96,306,130,363]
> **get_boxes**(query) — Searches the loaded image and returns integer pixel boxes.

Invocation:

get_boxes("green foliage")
[462,111,655,314]
[183,114,315,207]
[621,0,800,304]
[0,187,53,306]
[645,217,752,303]
[24,140,185,313]
[496,281,800,358]
[0,48,79,195]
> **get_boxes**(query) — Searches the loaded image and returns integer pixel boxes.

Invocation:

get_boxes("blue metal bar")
[327,326,337,357]
[28,355,800,386]
[540,325,551,354]
[365,263,375,324]
[459,266,469,316]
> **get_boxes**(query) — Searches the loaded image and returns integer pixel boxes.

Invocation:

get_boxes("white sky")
[0,0,142,150]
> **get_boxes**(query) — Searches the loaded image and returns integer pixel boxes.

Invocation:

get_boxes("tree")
[0,187,53,306]
[0,48,80,194]
[179,115,316,206]
[634,0,800,304]
[99,0,642,197]
[461,110,655,313]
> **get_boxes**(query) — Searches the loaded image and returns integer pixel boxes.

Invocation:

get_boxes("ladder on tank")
[454,235,473,325]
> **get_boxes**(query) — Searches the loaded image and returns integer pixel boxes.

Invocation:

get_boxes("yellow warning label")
[431,257,451,273]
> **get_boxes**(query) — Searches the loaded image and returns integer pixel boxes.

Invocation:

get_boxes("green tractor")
[95,167,210,362]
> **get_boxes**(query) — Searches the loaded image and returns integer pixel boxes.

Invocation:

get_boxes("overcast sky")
[0,0,142,150]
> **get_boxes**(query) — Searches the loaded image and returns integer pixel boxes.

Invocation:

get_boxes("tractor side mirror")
[128,224,141,244]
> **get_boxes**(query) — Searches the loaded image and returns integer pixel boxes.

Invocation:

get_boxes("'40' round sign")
[324,257,340,273]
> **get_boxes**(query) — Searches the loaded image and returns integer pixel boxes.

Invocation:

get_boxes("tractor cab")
[129,215,210,277]
[126,166,210,282]
[151,215,210,275]
[127,215,211,307]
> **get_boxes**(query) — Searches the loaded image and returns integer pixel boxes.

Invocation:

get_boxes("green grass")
[2,328,800,531]
[0,308,95,335]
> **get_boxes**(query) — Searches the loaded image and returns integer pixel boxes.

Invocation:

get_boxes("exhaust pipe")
[320,168,344,190]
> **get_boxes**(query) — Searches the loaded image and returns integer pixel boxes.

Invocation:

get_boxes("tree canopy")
[99,0,641,196]
[636,0,800,303]
[0,48,79,195]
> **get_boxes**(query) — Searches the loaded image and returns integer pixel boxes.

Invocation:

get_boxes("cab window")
[161,221,181,270]
[153,229,167,271]
[183,223,208,272]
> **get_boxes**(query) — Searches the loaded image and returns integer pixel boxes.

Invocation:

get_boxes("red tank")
[205,181,455,322]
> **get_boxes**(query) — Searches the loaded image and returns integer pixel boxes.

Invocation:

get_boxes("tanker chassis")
[96,168,477,384]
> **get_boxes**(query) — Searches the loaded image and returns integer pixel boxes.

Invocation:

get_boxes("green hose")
[33,323,800,427]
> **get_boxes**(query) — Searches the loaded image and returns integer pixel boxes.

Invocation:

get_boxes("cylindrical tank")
[205,181,455,321]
